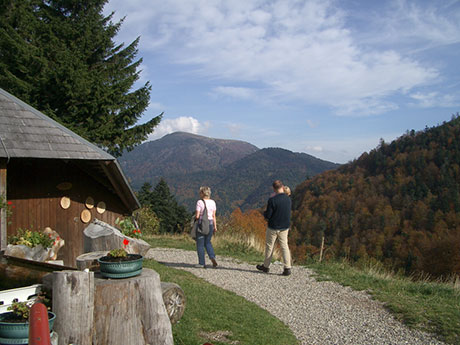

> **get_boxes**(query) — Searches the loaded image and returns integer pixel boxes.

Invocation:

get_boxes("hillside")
[291,114,460,278]
[119,132,259,187]
[170,147,340,213]
[119,132,339,213]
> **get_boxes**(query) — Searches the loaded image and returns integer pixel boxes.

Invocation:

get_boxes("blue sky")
[104,0,460,164]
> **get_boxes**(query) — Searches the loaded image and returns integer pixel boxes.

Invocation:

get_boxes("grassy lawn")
[144,258,298,345]
[146,234,460,345]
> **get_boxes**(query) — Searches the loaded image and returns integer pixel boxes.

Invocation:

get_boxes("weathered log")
[93,268,173,345]
[52,270,94,345]
[76,251,108,270]
[83,219,151,256]
[161,282,186,324]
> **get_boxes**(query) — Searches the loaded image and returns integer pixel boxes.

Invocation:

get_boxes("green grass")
[144,258,298,345]
[308,260,460,345]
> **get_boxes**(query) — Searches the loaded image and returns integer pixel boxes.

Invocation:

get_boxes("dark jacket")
[264,193,291,230]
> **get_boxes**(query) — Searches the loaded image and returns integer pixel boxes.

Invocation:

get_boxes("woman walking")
[194,186,218,268]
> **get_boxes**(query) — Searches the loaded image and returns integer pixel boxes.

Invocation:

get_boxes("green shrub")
[134,206,160,236]
[8,228,54,248]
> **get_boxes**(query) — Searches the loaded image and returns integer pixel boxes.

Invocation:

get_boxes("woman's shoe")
[211,258,218,268]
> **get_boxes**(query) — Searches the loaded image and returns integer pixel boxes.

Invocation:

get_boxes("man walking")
[256,180,292,276]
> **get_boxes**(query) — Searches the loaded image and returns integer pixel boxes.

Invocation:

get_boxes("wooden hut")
[0,88,140,266]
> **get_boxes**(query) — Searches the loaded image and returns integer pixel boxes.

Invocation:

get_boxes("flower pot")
[0,311,55,344]
[98,254,143,279]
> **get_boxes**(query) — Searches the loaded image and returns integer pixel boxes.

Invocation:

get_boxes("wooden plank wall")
[6,158,130,266]
[0,159,6,250]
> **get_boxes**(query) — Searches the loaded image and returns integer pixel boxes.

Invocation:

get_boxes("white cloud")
[362,0,460,51]
[212,86,257,101]
[147,116,209,141]
[105,0,453,115]
[409,91,458,108]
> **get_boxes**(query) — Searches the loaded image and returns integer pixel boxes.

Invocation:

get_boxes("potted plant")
[98,239,143,279]
[6,228,57,262]
[0,300,56,343]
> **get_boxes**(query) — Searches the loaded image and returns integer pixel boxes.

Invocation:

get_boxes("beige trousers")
[263,227,291,269]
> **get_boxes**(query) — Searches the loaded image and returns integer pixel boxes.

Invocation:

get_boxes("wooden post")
[52,270,95,345]
[0,159,7,250]
[319,236,325,262]
[93,268,173,345]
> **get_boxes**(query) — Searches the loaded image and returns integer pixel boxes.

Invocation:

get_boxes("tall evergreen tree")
[0,0,161,156]
[137,180,190,234]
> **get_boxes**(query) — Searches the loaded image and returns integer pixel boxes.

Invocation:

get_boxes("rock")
[5,244,52,262]
[83,219,151,256]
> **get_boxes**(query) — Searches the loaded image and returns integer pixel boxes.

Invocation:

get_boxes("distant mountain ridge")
[119,132,340,213]
[119,132,259,184]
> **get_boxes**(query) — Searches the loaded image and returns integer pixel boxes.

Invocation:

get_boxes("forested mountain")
[291,114,460,277]
[119,132,340,213]
[119,132,258,185]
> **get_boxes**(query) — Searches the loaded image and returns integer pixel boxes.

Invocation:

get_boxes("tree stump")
[52,270,95,345]
[161,282,186,324]
[92,268,173,345]
[76,251,108,271]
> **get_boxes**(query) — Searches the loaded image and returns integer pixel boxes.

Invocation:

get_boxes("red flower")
[123,238,129,246]
[7,201,12,205]
[56,236,60,241]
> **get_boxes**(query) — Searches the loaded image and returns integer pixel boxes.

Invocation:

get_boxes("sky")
[104,0,460,164]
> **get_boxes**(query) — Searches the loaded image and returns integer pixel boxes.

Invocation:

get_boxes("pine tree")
[0,0,161,156]
[138,179,190,234]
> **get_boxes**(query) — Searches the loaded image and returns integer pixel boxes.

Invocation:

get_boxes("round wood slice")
[96,201,106,214]
[56,182,72,191]
[80,209,91,223]
[85,196,95,209]
[60,196,71,209]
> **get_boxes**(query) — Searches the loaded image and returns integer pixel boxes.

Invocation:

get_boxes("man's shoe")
[211,258,218,268]
[194,264,205,268]
[256,264,269,273]
[282,268,291,276]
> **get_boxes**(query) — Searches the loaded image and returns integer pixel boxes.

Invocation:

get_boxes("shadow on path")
[155,260,278,275]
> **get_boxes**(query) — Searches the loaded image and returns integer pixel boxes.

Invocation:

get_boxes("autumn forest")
[289,114,460,278]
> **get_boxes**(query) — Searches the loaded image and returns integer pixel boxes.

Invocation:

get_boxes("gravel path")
[146,248,445,345]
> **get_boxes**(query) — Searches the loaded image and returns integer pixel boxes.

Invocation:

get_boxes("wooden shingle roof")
[0,88,140,212]
[0,88,113,160]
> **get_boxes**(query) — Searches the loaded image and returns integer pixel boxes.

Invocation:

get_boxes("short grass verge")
[143,258,299,345]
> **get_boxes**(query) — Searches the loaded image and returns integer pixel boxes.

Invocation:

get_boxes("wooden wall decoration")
[80,210,91,224]
[85,197,94,209]
[60,196,71,209]
[96,201,106,214]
